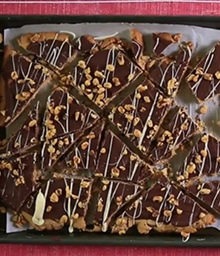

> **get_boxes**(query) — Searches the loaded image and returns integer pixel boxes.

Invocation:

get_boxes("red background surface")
[1,1,220,255]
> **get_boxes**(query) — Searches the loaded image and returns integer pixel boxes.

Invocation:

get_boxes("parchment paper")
[3,22,220,234]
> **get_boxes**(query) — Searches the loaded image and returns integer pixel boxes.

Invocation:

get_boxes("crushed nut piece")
[50,192,59,203]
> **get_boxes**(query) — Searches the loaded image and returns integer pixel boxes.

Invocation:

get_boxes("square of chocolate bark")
[0,47,54,126]
[0,101,41,159]
[0,152,40,212]
[91,178,144,232]
[112,178,215,238]
[95,129,152,182]
[148,42,193,97]
[108,79,172,155]
[187,43,220,102]
[148,106,199,163]
[20,174,93,232]
[17,32,78,70]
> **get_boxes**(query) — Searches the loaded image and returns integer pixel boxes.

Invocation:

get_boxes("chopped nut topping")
[133,117,140,126]
[78,201,85,208]
[73,213,79,219]
[199,105,208,114]
[100,147,106,154]
[128,74,134,81]
[55,188,62,196]
[200,149,207,157]
[104,82,112,89]
[117,54,125,65]
[123,149,128,155]
[137,84,147,92]
[112,77,121,86]
[78,60,86,69]
[201,134,209,143]
[119,166,126,171]
[81,141,89,150]
[106,64,115,72]
[50,192,59,203]
[135,93,141,99]
[152,196,163,203]
[134,129,142,138]
[199,188,211,195]
[195,67,204,75]
[130,155,136,161]
[94,70,105,79]
[80,180,90,188]
[11,71,18,80]
[163,210,172,218]
[203,73,213,80]
[102,179,110,185]
[176,208,183,215]
[73,156,81,167]
[199,212,206,219]
[167,78,177,95]
[34,64,41,70]
[146,206,154,213]
[111,167,120,177]
[60,215,68,224]
[215,71,220,80]
[186,162,196,174]
[97,199,104,212]
[28,119,37,127]
[118,106,125,114]
[46,206,52,212]
[187,74,199,83]
[92,78,99,86]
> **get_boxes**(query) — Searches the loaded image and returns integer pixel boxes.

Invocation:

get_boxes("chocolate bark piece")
[40,87,100,171]
[0,47,53,126]
[17,32,77,70]
[0,101,41,159]
[187,42,220,102]
[72,40,143,108]
[41,87,98,141]
[92,179,144,232]
[176,134,220,181]
[149,106,199,163]
[20,174,93,232]
[55,124,105,173]
[0,152,40,211]
[148,42,193,97]
[112,179,215,238]
[109,80,172,155]
[152,32,181,56]
[176,134,220,215]
[95,129,151,182]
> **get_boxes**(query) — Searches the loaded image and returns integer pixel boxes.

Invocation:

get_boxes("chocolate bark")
[112,178,215,237]
[0,152,40,211]
[187,43,220,102]
[17,32,77,70]
[0,101,41,159]
[109,80,172,155]
[149,106,199,163]
[20,174,93,231]
[0,47,53,126]
[148,42,193,97]
[92,179,144,232]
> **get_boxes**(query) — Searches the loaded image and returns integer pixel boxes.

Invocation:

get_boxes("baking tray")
[1,15,220,247]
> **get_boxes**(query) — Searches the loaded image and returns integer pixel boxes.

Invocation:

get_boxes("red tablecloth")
[1,1,220,255]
